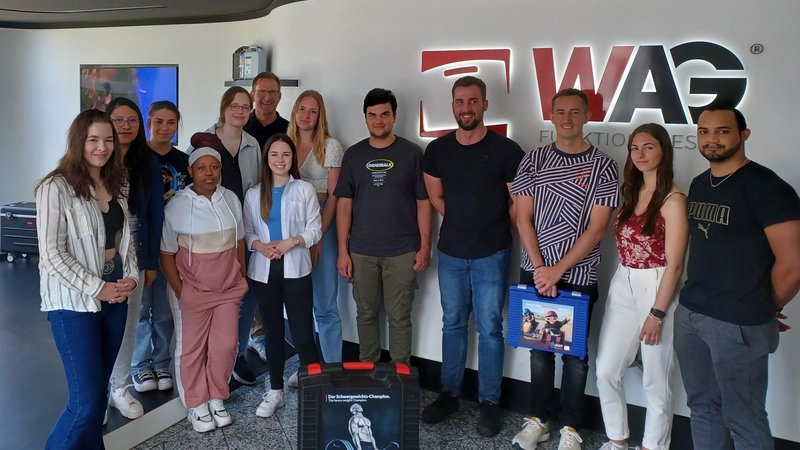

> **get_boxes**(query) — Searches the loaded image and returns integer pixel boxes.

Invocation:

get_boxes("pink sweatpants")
[171,289,241,409]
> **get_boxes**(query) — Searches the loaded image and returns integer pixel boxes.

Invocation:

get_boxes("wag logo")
[419,41,746,138]
[534,41,746,124]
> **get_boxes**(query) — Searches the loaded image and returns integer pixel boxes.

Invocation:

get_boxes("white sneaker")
[256,389,285,418]
[248,335,267,362]
[187,402,216,433]
[109,387,144,419]
[598,442,627,450]
[558,426,583,450]
[511,416,550,449]
[287,370,299,388]
[208,399,232,428]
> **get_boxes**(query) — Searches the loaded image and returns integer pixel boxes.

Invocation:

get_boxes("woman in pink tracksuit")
[160,147,248,433]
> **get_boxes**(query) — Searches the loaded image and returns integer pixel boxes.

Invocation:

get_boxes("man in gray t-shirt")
[334,88,431,364]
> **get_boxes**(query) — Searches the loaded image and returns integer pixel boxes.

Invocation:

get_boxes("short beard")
[456,117,480,131]
[700,141,741,162]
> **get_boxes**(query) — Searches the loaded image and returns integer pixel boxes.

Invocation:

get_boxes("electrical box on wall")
[232,46,267,80]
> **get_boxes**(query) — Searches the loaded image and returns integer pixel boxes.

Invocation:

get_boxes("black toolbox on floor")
[298,362,419,450]
[1,201,38,262]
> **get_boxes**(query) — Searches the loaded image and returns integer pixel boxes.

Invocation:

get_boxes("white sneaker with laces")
[511,416,550,449]
[598,442,626,450]
[256,389,285,418]
[109,386,144,419]
[208,399,232,427]
[287,370,299,388]
[558,426,583,450]
[187,402,216,433]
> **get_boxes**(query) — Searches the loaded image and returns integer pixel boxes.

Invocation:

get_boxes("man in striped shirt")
[511,88,619,450]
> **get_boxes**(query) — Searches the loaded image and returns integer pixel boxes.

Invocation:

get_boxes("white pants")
[595,265,676,450]
[109,270,145,389]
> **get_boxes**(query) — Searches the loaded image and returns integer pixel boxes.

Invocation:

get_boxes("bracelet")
[649,307,666,319]
[533,265,545,270]
[648,313,663,327]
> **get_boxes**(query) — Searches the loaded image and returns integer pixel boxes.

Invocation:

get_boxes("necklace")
[709,159,750,188]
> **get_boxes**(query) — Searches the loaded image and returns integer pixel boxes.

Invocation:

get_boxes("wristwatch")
[292,237,300,247]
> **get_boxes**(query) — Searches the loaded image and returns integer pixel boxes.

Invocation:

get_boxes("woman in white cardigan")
[243,133,322,418]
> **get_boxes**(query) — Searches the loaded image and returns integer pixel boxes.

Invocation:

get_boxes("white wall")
[2,0,799,441]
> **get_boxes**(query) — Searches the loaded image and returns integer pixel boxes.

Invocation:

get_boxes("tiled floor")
[132,356,611,450]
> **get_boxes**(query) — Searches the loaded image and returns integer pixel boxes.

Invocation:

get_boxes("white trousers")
[595,265,676,450]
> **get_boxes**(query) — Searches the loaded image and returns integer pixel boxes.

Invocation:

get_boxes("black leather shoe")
[421,393,459,424]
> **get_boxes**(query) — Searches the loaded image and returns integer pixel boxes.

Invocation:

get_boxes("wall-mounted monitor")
[79,64,179,141]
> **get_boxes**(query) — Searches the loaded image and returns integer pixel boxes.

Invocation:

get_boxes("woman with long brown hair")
[37,109,138,449]
[595,123,688,450]
[242,133,321,418]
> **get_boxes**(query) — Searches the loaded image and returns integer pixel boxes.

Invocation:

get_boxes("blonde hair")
[287,90,331,166]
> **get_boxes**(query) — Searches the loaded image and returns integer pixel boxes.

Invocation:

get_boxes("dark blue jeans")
[46,260,128,450]
[520,269,598,428]
[438,249,512,404]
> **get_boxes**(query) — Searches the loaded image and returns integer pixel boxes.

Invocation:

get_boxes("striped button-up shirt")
[36,175,138,312]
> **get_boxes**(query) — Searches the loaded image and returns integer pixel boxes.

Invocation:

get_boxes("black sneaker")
[231,355,257,386]
[477,400,503,437]
[421,393,459,424]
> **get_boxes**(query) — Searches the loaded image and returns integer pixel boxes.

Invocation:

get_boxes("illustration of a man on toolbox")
[348,403,379,450]
[540,310,571,346]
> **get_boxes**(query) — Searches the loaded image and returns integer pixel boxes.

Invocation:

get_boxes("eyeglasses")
[254,89,280,97]
[111,117,140,127]
[228,103,252,112]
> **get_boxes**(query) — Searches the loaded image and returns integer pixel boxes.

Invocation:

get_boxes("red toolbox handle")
[342,362,375,371]
[307,363,322,375]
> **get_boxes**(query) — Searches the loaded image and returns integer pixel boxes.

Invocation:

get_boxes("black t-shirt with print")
[681,161,800,325]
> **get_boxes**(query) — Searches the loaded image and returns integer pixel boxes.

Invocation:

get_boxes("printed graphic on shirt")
[687,201,730,239]
[365,158,395,187]
[161,163,188,203]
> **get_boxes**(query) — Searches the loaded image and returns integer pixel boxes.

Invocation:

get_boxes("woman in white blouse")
[243,134,322,418]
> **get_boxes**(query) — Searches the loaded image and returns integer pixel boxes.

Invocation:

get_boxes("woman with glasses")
[37,109,138,449]
[286,90,344,380]
[243,134,322,418]
[129,101,190,396]
[188,86,263,388]
[189,86,261,204]
[105,97,165,421]
[595,123,688,450]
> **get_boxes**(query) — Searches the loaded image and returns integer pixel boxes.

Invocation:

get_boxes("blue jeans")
[521,269,598,428]
[311,206,342,363]
[131,268,174,374]
[46,261,128,450]
[437,248,511,404]
[674,304,778,450]
[237,250,259,357]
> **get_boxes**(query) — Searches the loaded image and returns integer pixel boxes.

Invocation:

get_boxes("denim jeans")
[237,250,259,357]
[131,268,174,374]
[311,206,342,363]
[46,261,127,450]
[437,248,511,404]
[674,304,778,450]
[521,269,598,428]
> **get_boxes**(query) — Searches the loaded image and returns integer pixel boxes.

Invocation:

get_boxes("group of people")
[36,70,800,450]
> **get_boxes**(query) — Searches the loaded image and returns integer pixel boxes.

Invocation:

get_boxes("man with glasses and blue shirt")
[421,75,524,438]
